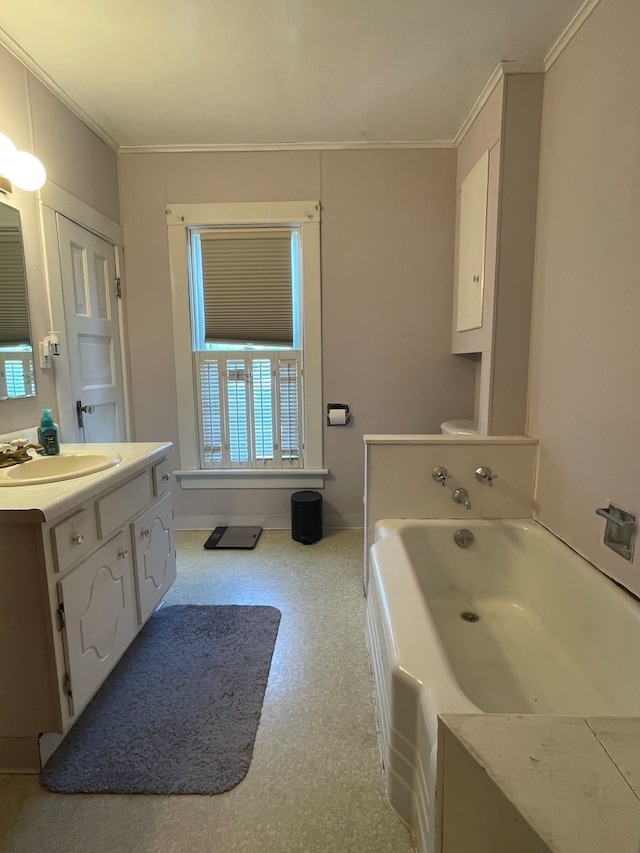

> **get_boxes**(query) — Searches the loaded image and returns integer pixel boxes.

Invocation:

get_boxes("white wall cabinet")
[451,72,544,434]
[0,444,176,772]
[455,150,489,333]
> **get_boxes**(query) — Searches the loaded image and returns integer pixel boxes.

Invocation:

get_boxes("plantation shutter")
[0,233,30,345]
[200,230,293,346]
[198,358,223,465]
[195,351,302,469]
[277,357,301,462]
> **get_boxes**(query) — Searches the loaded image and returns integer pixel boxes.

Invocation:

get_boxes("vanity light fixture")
[0,133,46,193]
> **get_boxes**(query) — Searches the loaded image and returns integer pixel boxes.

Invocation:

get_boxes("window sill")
[175,468,328,490]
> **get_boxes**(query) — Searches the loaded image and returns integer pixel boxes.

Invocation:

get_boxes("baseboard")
[0,736,41,773]
[175,512,364,531]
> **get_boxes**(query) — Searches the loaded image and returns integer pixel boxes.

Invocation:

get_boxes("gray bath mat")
[40,604,281,794]
[204,526,262,549]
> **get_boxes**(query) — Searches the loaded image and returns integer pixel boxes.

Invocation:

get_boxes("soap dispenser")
[38,408,60,456]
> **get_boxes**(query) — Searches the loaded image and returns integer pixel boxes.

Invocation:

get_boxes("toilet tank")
[440,419,477,435]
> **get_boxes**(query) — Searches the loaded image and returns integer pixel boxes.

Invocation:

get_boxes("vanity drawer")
[152,458,171,497]
[52,507,99,572]
[96,471,154,539]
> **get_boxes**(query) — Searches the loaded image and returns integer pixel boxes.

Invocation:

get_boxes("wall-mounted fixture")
[326,403,350,426]
[0,133,46,193]
[431,466,449,486]
[452,487,472,510]
[39,331,61,369]
[475,466,495,486]
[596,502,637,562]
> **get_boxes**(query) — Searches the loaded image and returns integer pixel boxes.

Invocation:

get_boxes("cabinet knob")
[73,533,84,545]
[162,473,170,481]
[141,528,150,538]
[118,548,129,558]
[473,274,480,282]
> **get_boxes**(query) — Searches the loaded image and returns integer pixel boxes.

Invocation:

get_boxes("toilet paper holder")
[326,403,351,426]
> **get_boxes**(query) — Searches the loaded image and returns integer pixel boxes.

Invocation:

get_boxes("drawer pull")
[73,533,84,545]
[118,548,129,558]
[162,473,170,481]
[141,528,151,538]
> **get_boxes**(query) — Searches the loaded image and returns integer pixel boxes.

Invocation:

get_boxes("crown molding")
[118,138,456,155]
[0,26,119,152]
[453,64,503,149]
[544,0,601,70]
[453,61,543,148]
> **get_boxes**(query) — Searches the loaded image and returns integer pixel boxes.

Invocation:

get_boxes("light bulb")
[10,150,46,191]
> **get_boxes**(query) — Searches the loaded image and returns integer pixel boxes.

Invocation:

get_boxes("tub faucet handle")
[431,466,449,486]
[475,466,495,486]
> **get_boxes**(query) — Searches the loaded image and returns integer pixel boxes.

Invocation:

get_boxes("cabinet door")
[132,493,176,624]
[58,530,137,717]
[456,150,489,332]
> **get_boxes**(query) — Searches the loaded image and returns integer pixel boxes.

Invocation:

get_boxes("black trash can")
[291,490,323,544]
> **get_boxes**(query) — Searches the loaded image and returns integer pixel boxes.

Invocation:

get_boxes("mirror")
[0,201,36,399]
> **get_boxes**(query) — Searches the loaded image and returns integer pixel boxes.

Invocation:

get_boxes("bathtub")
[366,518,640,853]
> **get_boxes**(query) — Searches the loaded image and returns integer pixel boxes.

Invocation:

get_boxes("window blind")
[196,350,302,469]
[200,230,293,346]
[0,232,30,345]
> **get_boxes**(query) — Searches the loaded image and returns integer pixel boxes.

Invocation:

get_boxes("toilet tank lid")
[440,419,478,435]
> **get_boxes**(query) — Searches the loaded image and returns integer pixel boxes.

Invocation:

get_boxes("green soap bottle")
[37,408,60,456]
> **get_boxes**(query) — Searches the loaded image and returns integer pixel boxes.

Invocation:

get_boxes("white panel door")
[57,214,126,442]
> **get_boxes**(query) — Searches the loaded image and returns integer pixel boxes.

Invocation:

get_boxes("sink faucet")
[452,487,471,510]
[0,440,45,468]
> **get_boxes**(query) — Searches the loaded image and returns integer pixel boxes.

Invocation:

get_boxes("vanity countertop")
[0,442,172,522]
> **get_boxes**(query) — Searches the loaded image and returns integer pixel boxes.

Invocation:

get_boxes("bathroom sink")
[0,451,122,486]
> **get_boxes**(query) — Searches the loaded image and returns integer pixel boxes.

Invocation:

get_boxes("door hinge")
[115,277,122,299]
[56,603,66,631]
[62,672,72,698]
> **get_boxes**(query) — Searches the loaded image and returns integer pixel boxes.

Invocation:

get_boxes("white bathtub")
[366,518,640,853]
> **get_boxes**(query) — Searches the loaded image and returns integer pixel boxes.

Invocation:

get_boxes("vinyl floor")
[0,528,415,853]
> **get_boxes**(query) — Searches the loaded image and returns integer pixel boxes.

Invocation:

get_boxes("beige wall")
[0,44,119,437]
[490,73,543,435]
[528,0,640,594]
[6,0,635,566]
[118,147,476,527]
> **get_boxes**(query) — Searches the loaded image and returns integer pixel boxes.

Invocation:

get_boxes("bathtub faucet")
[452,487,471,510]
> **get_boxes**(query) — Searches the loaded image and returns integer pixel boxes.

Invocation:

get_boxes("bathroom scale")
[204,526,262,550]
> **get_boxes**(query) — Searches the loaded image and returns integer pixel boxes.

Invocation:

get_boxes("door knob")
[76,400,96,429]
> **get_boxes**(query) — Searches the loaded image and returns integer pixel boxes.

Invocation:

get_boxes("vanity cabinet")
[132,493,176,623]
[57,530,138,717]
[0,443,176,772]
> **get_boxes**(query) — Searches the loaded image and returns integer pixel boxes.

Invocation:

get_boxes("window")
[190,226,301,471]
[167,202,324,489]
[0,348,35,399]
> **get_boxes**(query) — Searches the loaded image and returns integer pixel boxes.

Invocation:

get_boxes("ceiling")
[0,0,587,151]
